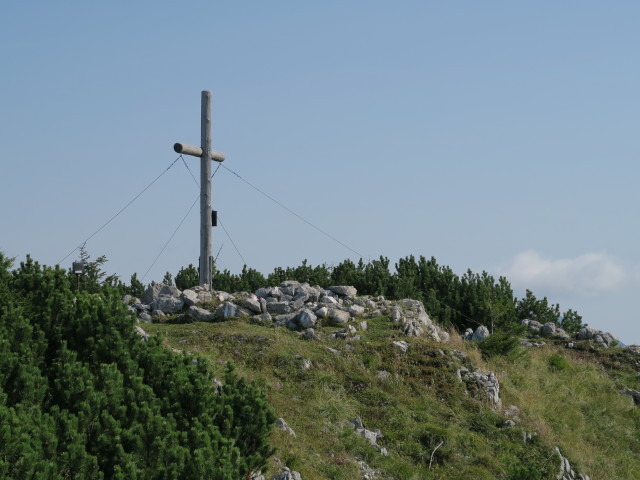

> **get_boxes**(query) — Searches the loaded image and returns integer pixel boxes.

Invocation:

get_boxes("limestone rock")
[141,283,181,306]
[294,355,313,370]
[320,296,338,305]
[401,299,424,310]
[302,328,320,341]
[523,319,542,334]
[188,306,215,322]
[152,295,184,314]
[251,312,272,325]
[271,469,302,480]
[392,340,409,353]
[471,325,490,341]
[274,418,297,437]
[346,417,387,455]
[357,460,379,480]
[329,309,351,325]
[577,326,597,340]
[555,447,590,480]
[403,320,424,337]
[540,322,557,338]
[274,313,297,327]
[215,302,237,319]
[295,284,321,302]
[626,345,640,354]
[134,326,149,342]
[241,296,263,314]
[296,309,317,329]
[193,286,212,303]
[133,302,150,312]
[328,285,357,297]
[181,289,198,307]
[267,302,293,315]
[458,368,501,407]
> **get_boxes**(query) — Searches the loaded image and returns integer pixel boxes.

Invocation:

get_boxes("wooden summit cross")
[173,91,225,288]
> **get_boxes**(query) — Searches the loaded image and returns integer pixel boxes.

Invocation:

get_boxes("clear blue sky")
[2,1,639,344]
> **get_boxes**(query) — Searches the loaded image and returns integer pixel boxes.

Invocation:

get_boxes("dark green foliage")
[516,290,560,325]
[0,255,275,479]
[267,259,332,287]
[162,271,173,286]
[547,354,571,372]
[516,290,584,333]
[559,309,584,333]
[128,273,145,298]
[190,254,581,341]
[477,329,525,360]
[511,464,542,480]
[213,265,267,293]
[70,245,122,294]
[174,264,199,290]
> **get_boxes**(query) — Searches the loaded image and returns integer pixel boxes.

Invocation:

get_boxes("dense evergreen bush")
[170,254,582,336]
[0,253,275,479]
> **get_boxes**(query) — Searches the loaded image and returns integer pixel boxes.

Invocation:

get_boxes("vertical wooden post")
[173,91,224,288]
[200,91,213,288]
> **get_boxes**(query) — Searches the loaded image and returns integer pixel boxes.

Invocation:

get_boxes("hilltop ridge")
[136,280,640,479]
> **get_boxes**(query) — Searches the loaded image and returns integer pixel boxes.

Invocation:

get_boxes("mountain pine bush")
[0,253,275,479]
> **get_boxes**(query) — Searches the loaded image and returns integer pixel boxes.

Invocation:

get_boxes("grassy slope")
[144,314,640,480]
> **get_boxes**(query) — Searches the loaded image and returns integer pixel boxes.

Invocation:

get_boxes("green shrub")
[0,257,275,479]
[511,464,542,480]
[477,330,524,360]
[547,353,571,372]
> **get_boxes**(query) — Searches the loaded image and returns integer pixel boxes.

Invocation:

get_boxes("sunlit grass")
[144,316,640,479]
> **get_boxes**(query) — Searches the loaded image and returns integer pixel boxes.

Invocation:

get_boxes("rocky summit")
[128,281,451,343]
[129,280,640,480]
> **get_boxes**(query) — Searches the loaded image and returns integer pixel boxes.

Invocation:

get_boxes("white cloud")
[500,251,626,296]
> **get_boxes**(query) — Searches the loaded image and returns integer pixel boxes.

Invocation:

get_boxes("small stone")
[540,322,557,338]
[320,296,338,305]
[134,325,149,342]
[296,309,317,329]
[181,289,198,307]
[152,295,184,314]
[188,306,215,322]
[241,296,263,314]
[392,340,409,353]
[329,309,351,325]
[471,325,490,341]
[274,418,297,437]
[217,302,237,318]
[302,328,320,341]
[299,358,312,370]
[328,285,357,297]
[267,302,293,315]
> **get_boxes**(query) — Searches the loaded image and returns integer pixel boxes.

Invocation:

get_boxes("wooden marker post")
[173,91,225,288]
